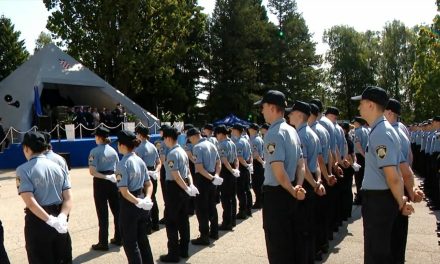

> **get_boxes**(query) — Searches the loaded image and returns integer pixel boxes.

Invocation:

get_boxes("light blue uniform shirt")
[206,136,219,149]
[319,116,337,154]
[135,139,160,168]
[116,152,149,191]
[421,131,428,151]
[155,139,170,159]
[193,138,220,173]
[425,131,435,154]
[88,144,119,172]
[263,118,303,186]
[177,133,187,148]
[165,144,190,181]
[250,135,264,160]
[218,138,237,164]
[45,150,69,173]
[311,121,331,164]
[335,123,347,159]
[354,127,369,154]
[415,131,422,146]
[431,132,440,153]
[17,154,71,206]
[362,116,402,190]
[233,136,252,161]
[296,123,321,173]
[392,122,410,162]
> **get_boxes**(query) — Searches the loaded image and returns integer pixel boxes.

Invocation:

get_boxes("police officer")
[187,127,222,245]
[260,123,270,139]
[231,123,253,218]
[115,130,154,264]
[203,123,219,148]
[248,123,265,209]
[287,101,326,263]
[135,126,162,233]
[160,127,198,263]
[17,131,72,263]
[351,86,414,263]
[353,116,369,205]
[42,132,69,172]
[254,90,306,263]
[89,127,121,250]
[183,124,196,216]
[340,122,356,221]
[155,124,172,225]
[215,125,240,230]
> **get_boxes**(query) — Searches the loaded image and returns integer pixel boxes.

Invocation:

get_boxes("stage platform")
[0,135,161,170]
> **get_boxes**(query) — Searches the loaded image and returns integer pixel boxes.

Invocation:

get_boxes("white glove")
[148,171,158,180]
[105,174,117,183]
[189,184,200,196]
[185,185,197,197]
[262,161,266,169]
[135,198,146,209]
[212,175,223,186]
[143,197,154,211]
[352,162,362,172]
[232,169,240,178]
[46,215,68,234]
[247,164,254,174]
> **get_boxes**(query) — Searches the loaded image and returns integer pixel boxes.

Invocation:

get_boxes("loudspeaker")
[38,115,52,132]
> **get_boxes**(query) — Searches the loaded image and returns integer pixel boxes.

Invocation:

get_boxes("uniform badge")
[267,143,276,155]
[116,174,122,183]
[88,155,94,163]
[220,149,225,155]
[16,176,20,189]
[168,160,174,168]
[376,145,387,159]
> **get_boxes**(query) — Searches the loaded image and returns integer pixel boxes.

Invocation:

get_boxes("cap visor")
[351,95,362,101]
[285,107,293,114]
[253,99,263,106]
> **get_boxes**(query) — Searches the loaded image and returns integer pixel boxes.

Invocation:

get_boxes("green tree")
[323,26,375,119]
[34,31,53,53]
[0,16,29,82]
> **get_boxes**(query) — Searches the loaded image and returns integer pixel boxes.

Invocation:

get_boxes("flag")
[34,86,43,117]
[59,58,71,69]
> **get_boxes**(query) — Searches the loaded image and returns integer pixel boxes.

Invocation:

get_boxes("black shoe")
[159,218,166,225]
[219,224,233,231]
[110,238,122,246]
[210,233,219,240]
[159,254,180,263]
[91,243,109,251]
[236,211,248,220]
[437,232,440,238]
[191,236,210,245]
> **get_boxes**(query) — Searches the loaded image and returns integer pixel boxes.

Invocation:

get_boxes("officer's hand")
[343,159,350,168]
[247,164,254,174]
[148,171,158,180]
[143,197,154,211]
[314,183,326,196]
[212,175,223,186]
[352,162,362,172]
[327,175,337,186]
[401,202,415,216]
[293,185,306,200]
[262,161,266,169]
[135,198,146,209]
[232,169,240,178]
[105,174,117,183]
[412,188,424,203]
[46,215,68,234]
[190,184,200,196]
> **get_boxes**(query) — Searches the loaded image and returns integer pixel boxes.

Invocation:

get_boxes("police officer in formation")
[215,125,240,230]
[351,86,414,263]
[88,126,121,250]
[248,123,265,209]
[353,116,369,205]
[135,126,162,233]
[187,127,222,245]
[231,123,253,219]
[17,131,72,263]
[160,126,198,263]
[203,123,219,148]
[115,130,154,264]
[43,132,69,172]
[254,90,306,263]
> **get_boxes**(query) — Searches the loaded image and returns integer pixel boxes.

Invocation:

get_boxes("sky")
[0,0,438,54]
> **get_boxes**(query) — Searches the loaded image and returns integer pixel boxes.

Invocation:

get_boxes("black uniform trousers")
[296,181,316,264]
[119,190,153,264]
[354,154,365,200]
[93,173,121,245]
[237,164,252,214]
[341,165,355,220]
[147,167,159,228]
[362,190,399,264]
[262,184,298,264]
[188,162,196,215]
[0,220,9,264]
[251,161,264,207]
[24,204,72,264]
[165,181,190,258]
[219,165,237,227]
[194,172,218,237]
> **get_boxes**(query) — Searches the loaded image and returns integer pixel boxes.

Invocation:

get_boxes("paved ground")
[1,168,439,263]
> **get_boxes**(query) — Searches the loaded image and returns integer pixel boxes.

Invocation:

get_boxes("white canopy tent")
[0,44,159,133]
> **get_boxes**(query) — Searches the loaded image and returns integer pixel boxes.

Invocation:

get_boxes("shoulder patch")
[220,149,225,155]
[376,145,387,159]
[88,155,94,163]
[168,160,174,168]
[16,176,20,189]
[116,174,122,183]
[267,143,276,155]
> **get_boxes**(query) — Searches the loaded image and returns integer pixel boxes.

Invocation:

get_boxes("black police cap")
[116,130,137,145]
[204,123,214,130]
[385,98,401,115]
[159,124,173,131]
[249,123,260,130]
[162,126,179,139]
[135,126,149,136]
[93,126,110,137]
[286,100,311,116]
[232,123,244,131]
[309,99,323,112]
[325,106,340,116]
[261,123,270,130]
[184,124,195,131]
[214,125,228,135]
[22,131,46,150]
[186,127,201,137]
[309,103,319,116]
[352,116,366,125]
[341,122,350,131]
[351,86,389,108]
[254,90,287,108]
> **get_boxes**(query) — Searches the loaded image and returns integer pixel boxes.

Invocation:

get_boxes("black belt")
[130,188,144,198]
[25,203,62,215]
[147,166,155,170]
[98,170,114,175]
[262,181,295,192]
[362,189,391,196]
[166,178,189,185]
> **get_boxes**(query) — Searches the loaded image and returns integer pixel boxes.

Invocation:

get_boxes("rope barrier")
[0,128,12,145]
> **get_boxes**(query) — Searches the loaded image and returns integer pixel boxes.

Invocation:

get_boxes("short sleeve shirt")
[165,145,190,181]
[218,138,237,164]
[192,138,220,173]
[88,144,119,172]
[135,140,160,168]
[311,121,331,164]
[296,123,321,173]
[116,152,149,191]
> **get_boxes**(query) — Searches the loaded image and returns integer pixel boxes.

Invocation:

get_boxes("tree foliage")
[0,16,29,82]
[34,31,53,53]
